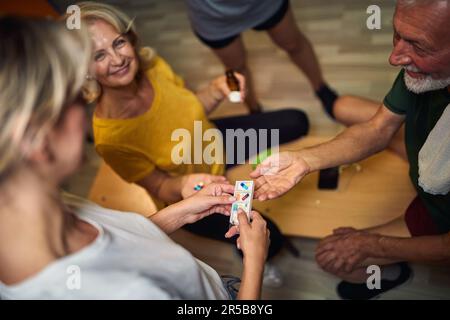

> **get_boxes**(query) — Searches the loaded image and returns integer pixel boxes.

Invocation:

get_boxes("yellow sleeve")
[95,144,155,183]
[152,56,185,87]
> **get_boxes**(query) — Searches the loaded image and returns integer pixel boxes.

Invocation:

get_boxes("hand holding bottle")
[209,70,246,103]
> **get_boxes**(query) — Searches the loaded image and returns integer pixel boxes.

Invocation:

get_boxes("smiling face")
[88,19,139,89]
[389,1,450,93]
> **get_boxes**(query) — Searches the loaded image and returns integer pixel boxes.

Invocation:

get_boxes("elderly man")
[250,0,450,299]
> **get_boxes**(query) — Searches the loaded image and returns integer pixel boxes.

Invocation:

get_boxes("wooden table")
[227,137,416,238]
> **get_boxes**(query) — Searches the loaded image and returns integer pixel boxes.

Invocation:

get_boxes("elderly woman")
[78,2,309,286]
[0,16,269,300]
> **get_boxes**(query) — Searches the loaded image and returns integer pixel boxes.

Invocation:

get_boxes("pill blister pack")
[230,181,254,226]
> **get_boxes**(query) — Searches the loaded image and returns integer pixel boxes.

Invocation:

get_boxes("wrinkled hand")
[315,228,380,274]
[210,72,246,102]
[180,183,236,224]
[332,226,358,235]
[225,210,270,265]
[249,151,310,201]
[181,173,229,199]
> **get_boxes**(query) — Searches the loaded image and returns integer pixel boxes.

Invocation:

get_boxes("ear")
[22,132,54,167]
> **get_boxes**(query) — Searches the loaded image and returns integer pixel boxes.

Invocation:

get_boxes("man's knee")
[333,95,356,119]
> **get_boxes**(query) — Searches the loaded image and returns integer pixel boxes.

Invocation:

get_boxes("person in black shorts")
[185,0,338,115]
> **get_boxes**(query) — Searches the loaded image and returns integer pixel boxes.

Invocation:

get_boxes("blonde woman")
[79,2,309,286]
[0,16,269,300]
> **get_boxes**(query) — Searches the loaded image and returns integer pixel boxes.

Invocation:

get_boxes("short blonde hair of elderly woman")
[77,1,157,103]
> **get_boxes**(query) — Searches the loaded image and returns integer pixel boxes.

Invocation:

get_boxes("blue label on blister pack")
[231,181,254,225]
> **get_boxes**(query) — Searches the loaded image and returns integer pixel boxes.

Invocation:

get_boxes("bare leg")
[266,6,324,91]
[334,95,407,161]
[212,36,261,113]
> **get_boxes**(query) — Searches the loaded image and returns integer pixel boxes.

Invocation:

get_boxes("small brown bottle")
[225,69,241,103]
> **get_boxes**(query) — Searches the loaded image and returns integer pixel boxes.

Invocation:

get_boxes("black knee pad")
[275,109,310,142]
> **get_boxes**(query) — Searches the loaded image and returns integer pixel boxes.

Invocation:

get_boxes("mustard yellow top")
[93,56,225,183]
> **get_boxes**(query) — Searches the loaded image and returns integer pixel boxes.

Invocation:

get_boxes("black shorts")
[195,0,290,49]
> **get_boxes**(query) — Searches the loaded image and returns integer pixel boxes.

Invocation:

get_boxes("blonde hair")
[0,17,91,182]
[77,1,157,103]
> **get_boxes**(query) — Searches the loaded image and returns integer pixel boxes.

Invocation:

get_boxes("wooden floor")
[58,0,450,299]
[170,229,450,300]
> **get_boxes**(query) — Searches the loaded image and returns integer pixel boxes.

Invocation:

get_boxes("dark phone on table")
[318,167,339,190]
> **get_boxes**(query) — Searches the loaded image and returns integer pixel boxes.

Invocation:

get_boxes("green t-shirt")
[383,69,450,233]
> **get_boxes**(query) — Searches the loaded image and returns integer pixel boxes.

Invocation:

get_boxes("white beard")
[403,66,450,94]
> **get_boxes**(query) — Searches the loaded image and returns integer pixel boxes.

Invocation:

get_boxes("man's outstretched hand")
[249,151,310,201]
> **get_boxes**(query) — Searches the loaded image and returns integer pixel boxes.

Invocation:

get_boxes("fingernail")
[229,196,236,201]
